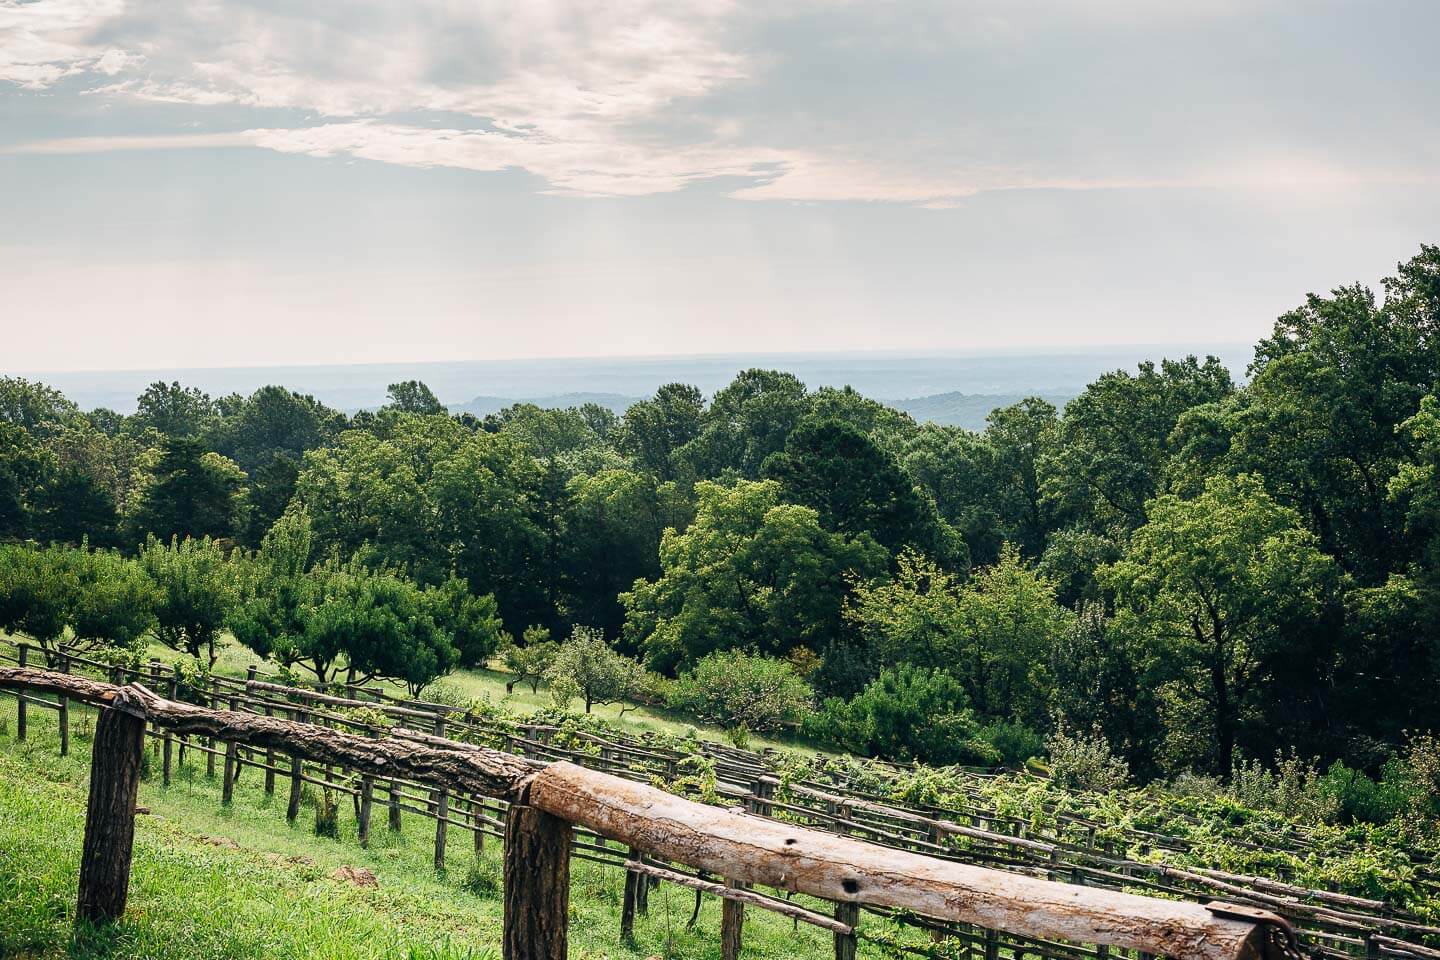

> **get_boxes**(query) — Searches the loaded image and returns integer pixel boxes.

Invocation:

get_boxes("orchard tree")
[0,544,80,658]
[139,535,241,667]
[501,626,559,694]
[1102,474,1337,773]
[545,625,644,713]
[428,574,506,668]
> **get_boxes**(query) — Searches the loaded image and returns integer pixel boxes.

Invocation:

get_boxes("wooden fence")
[1,663,1305,960]
[2,637,1438,960]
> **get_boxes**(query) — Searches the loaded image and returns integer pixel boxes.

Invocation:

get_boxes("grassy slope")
[0,704,839,960]
[150,636,811,753]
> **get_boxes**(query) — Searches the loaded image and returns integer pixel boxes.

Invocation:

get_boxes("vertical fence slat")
[433,714,449,871]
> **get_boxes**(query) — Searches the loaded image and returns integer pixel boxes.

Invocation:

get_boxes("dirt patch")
[330,865,378,888]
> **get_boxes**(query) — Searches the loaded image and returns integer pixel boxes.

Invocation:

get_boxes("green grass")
[0,700,845,960]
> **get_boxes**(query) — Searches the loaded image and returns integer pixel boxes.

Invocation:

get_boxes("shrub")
[668,650,813,734]
[803,665,999,766]
[979,720,1045,766]
[1046,724,1131,792]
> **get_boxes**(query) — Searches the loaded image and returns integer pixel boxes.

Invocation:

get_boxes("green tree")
[208,385,345,473]
[617,383,706,480]
[677,369,810,478]
[382,380,445,415]
[428,574,506,669]
[0,377,78,438]
[762,417,962,564]
[0,543,81,659]
[132,381,215,438]
[562,468,681,639]
[1051,357,1233,528]
[621,479,887,674]
[545,625,644,713]
[1102,474,1337,773]
[500,626,559,694]
[130,437,249,541]
[139,535,241,667]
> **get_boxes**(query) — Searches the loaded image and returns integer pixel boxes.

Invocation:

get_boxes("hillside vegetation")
[2,245,1439,828]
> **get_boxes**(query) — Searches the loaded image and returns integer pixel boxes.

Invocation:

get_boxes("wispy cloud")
[3,0,1437,204]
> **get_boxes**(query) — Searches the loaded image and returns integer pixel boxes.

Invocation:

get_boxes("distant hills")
[894,392,1076,430]
[15,345,1250,431]
[450,393,644,418]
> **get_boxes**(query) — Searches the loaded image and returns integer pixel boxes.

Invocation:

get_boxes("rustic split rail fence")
[2,663,1300,960]
[2,637,1439,960]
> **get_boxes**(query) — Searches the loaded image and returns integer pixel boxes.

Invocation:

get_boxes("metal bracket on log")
[1205,903,1304,960]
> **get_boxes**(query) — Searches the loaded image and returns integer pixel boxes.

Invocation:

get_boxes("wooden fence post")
[433,714,449,871]
[473,796,485,854]
[722,887,744,960]
[503,802,571,960]
[205,678,217,779]
[162,669,175,787]
[621,846,642,942]
[834,801,858,960]
[221,688,239,804]
[359,775,374,848]
[286,707,304,823]
[57,650,70,757]
[76,695,146,924]
[15,642,27,741]
[389,778,402,831]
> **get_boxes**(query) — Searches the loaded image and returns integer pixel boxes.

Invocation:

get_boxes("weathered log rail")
[1,664,1303,960]
[2,636,1437,960]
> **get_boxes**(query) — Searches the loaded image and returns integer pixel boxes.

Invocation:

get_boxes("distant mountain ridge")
[15,345,1249,419]
[895,392,1076,430]
[448,393,644,417]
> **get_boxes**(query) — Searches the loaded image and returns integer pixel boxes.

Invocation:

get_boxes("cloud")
[0,0,138,89]
[3,0,1436,205]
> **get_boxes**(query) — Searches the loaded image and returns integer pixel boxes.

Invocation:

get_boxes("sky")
[2,0,1438,373]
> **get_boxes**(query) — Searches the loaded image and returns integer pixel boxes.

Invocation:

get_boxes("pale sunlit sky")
[2,0,1438,372]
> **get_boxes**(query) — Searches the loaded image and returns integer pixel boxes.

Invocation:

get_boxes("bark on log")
[76,692,146,924]
[504,803,571,960]
[525,762,1295,960]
